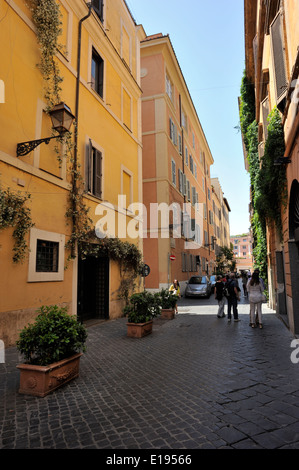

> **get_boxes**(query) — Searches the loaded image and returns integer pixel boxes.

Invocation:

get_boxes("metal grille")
[36,239,59,272]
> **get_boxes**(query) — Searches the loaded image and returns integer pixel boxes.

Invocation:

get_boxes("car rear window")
[189,277,207,284]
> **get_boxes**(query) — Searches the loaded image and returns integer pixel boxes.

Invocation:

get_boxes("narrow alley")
[1,292,299,450]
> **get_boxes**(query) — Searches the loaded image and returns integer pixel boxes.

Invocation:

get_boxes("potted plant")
[158,288,178,320]
[124,290,160,338]
[16,305,87,397]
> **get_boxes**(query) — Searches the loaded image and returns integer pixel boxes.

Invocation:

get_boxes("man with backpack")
[224,273,240,322]
[214,275,226,318]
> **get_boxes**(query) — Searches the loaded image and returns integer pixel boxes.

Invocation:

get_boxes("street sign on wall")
[141,264,150,277]
[169,255,176,261]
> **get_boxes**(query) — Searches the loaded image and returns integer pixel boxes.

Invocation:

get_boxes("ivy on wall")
[255,108,287,237]
[28,0,64,109]
[21,1,143,285]
[239,71,287,285]
[239,73,267,282]
[0,187,34,263]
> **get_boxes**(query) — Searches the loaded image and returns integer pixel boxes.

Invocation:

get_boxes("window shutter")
[270,12,288,102]
[261,96,269,141]
[178,134,182,154]
[94,149,102,198]
[183,174,187,196]
[87,139,93,192]
[171,160,176,185]
[253,34,258,78]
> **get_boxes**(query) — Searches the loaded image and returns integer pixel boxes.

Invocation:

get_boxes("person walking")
[214,275,226,318]
[247,271,265,329]
[241,271,248,297]
[226,273,240,322]
[169,279,180,313]
[253,268,265,325]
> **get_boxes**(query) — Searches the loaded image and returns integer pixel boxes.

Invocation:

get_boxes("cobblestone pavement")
[1,295,299,450]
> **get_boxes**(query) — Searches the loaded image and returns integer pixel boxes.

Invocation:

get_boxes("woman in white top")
[247,271,265,329]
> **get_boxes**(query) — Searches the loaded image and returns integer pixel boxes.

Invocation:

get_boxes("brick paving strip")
[1,305,299,449]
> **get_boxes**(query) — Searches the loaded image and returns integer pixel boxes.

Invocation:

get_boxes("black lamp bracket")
[274,156,292,166]
[17,134,62,157]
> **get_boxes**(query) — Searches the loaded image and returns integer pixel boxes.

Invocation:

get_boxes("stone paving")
[1,295,299,450]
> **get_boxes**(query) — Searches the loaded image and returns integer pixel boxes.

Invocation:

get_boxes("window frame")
[86,139,103,199]
[91,0,104,23]
[28,228,65,282]
[91,47,104,98]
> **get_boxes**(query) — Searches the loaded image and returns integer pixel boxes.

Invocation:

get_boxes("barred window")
[36,240,59,273]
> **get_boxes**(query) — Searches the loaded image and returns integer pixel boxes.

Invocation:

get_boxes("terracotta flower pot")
[17,353,82,397]
[127,320,153,338]
[161,308,175,320]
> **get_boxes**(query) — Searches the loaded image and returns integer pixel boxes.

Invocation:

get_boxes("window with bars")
[36,240,59,273]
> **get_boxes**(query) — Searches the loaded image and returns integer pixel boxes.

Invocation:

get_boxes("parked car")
[185,276,212,298]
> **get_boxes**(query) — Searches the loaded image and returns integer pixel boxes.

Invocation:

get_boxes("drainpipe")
[72,2,92,256]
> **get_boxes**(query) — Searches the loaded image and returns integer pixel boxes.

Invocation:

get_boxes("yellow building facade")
[0,0,145,346]
[211,178,231,255]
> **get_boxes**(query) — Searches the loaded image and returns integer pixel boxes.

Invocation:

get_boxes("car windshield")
[189,276,207,285]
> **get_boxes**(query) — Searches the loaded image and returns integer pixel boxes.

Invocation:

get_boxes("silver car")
[185,276,212,298]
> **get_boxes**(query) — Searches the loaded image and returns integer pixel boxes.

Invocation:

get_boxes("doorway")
[77,255,109,323]
[288,179,299,334]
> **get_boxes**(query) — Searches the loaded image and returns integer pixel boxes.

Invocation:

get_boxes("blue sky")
[126,0,251,236]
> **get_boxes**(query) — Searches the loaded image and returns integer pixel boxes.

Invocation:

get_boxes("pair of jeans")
[217,297,226,317]
[227,296,238,320]
[250,301,262,324]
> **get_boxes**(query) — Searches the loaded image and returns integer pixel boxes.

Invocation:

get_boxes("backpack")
[223,280,235,297]
[223,284,230,297]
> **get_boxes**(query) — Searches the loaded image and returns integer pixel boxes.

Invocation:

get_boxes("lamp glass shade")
[49,102,75,134]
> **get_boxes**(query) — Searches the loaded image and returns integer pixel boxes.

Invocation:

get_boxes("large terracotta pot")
[127,320,153,338]
[161,308,175,320]
[17,353,82,397]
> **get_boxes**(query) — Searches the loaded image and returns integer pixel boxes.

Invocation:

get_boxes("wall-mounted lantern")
[17,102,75,157]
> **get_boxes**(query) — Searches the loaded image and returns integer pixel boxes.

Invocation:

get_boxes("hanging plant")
[0,187,34,263]
[28,0,64,109]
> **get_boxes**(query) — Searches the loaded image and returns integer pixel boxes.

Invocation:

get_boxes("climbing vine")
[0,187,34,263]
[27,0,64,109]
[14,1,143,284]
[254,107,287,237]
[239,73,267,282]
[239,71,288,283]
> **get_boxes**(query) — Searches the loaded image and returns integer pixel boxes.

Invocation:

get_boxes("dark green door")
[77,256,109,322]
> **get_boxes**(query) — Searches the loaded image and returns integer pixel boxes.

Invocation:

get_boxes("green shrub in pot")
[16,305,87,366]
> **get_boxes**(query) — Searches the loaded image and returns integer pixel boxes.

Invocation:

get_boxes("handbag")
[249,291,267,303]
